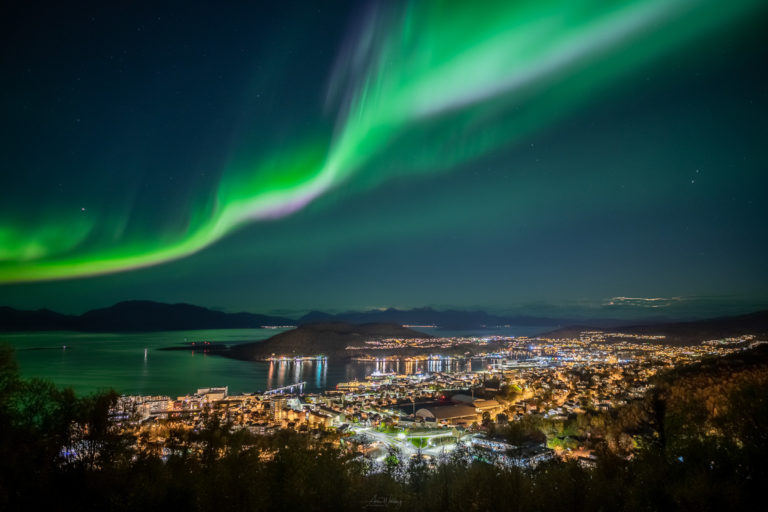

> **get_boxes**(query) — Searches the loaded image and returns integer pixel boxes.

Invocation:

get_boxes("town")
[111,332,764,470]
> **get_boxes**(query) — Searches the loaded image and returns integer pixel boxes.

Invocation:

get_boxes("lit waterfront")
[110,331,764,473]
[5,326,756,400]
[0,327,543,396]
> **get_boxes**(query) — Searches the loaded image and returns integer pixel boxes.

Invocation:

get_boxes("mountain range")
[0,300,585,332]
[296,308,576,329]
[1,300,766,335]
[0,301,290,332]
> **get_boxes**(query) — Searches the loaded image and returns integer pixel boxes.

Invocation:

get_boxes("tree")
[75,389,127,469]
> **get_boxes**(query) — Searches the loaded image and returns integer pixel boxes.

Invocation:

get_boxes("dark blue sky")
[1,1,766,319]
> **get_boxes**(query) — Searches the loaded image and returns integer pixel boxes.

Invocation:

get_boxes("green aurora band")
[0,0,762,283]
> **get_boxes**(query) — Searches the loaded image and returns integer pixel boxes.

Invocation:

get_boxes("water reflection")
[5,328,536,396]
[315,359,325,390]
[263,356,519,392]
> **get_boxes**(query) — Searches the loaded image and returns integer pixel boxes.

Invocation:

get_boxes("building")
[415,404,478,425]
[196,387,228,401]
[451,394,503,418]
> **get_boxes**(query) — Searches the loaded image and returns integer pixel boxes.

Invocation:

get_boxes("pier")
[264,381,307,395]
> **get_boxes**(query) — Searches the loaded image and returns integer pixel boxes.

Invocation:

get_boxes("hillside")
[544,310,768,345]
[611,343,768,460]
[227,322,432,360]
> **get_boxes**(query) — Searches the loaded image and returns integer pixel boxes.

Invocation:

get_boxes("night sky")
[1,0,767,319]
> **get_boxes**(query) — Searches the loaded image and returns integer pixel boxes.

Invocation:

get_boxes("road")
[352,426,472,458]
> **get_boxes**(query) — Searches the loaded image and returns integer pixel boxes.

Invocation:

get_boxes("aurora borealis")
[1,1,767,317]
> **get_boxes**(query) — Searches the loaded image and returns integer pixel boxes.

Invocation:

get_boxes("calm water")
[1,326,550,396]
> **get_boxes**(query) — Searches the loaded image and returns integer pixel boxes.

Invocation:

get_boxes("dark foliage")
[1,343,767,511]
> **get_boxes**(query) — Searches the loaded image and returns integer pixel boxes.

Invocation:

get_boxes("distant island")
[224,310,768,359]
[226,322,435,360]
